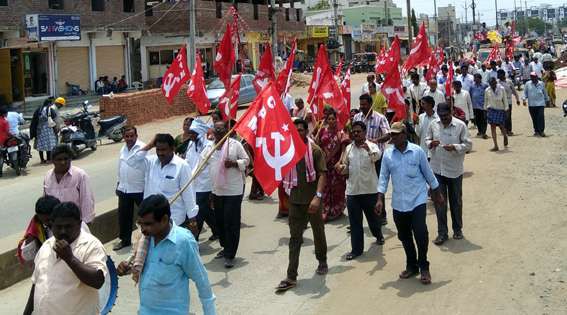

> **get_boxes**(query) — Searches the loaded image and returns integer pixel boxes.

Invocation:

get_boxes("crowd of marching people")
[11,42,558,314]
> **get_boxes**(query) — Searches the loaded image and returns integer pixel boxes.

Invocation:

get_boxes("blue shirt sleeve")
[377,151,390,194]
[182,237,217,315]
[418,148,439,189]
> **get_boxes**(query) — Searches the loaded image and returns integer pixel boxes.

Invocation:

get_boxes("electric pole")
[434,0,438,45]
[472,0,476,25]
[406,0,412,55]
[495,0,499,29]
[270,0,277,67]
[188,0,196,71]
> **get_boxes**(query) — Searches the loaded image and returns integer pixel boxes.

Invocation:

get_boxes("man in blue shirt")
[523,72,550,137]
[117,194,216,315]
[377,122,444,285]
[469,73,489,138]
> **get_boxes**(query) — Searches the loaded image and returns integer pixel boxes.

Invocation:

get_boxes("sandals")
[420,270,432,285]
[345,253,360,261]
[316,263,328,275]
[399,269,419,279]
[214,250,225,259]
[276,279,297,292]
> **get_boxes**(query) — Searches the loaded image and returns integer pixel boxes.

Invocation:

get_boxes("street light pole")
[188,0,196,71]
[406,0,412,55]
[434,0,438,45]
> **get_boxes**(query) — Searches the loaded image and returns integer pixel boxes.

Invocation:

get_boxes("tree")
[411,9,419,38]
[516,17,553,36]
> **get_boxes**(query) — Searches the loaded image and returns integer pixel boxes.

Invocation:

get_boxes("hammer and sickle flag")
[234,82,306,195]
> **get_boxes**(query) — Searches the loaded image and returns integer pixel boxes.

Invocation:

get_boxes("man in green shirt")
[277,118,328,291]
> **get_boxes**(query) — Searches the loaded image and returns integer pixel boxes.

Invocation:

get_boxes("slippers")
[420,270,432,285]
[316,263,328,275]
[345,253,359,261]
[399,269,419,279]
[276,279,297,292]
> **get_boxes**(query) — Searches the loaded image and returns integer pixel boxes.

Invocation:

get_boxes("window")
[48,0,64,10]
[92,0,105,12]
[149,52,160,65]
[285,8,289,21]
[0,0,7,7]
[124,0,134,13]
[296,9,301,22]
[159,50,174,65]
[216,1,222,18]
[253,4,258,20]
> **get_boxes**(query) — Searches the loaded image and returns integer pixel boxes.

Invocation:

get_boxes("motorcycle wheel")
[9,152,20,176]
[91,142,97,151]
[0,155,4,177]
[111,131,124,143]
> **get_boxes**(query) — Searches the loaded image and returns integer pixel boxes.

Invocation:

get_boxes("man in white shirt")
[529,57,543,78]
[336,120,384,260]
[478,64,491,85]
[113,126,145,250]
[456,64,475,92]
[426,103,472,245]
[497,69,520,136]
[451,81,474,125]
[6,108,25,135]
[416,96,438,157]
[409,72,428,114]
[422,79,446,110]
[361,74,377,95]
[130,133,199,230]
[24,202,107,315]
[201,121,249,268]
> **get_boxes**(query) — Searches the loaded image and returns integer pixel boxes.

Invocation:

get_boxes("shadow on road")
[380,278,452,298]
[438,238,483,254]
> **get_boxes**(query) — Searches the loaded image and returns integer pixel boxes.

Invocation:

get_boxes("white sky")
[394,0,567,26]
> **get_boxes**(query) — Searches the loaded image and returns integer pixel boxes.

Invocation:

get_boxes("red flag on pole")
[375,36,401,74]
[307,44,331,106]
[402,22,432,73]
[317,68,345,125]
[337,66,352,129]
[161,46,190,104]
[381,67,407,122]
[234,82,307,195]
[276,39,297,96]
[425,48,443,81]
[218,74,242,121]
[214,24,235,90]
[187,54,211,114]
[485,44,501,63]
[445,62,454,98]
[334,57,343,80]
[253,43,276,93]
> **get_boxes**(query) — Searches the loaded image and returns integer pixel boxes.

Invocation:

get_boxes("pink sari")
[317,127,350,221]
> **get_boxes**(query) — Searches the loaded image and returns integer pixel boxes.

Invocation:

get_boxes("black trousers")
[196,191,218,240]
[434,174,463,237]
[213,194,243,259]
[528,106,545,134]
[393,204,429,271]
[117,191,144,245]
[346,194,383,255]
[473,108,487,135]
[505,103,513,133]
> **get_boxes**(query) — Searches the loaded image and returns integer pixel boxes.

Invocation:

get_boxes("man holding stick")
[201,121,249,269]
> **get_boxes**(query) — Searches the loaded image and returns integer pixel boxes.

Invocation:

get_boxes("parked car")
[206,74,257,108]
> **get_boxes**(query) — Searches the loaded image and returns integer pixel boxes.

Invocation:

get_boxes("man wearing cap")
[422,80,445,110]
[523,72,550,137]
[377,121,444,285]
[426,103,472,245]
[52,97,66,131]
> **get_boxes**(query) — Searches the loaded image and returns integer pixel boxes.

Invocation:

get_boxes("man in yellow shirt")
[369,82,387,115]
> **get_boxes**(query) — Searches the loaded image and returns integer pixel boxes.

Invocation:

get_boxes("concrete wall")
[99,87,196,126]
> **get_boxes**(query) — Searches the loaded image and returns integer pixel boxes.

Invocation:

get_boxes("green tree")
[517,17,552,36]
[411,9,419,37]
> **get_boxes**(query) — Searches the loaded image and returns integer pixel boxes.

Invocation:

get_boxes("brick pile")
[100,87,196,126]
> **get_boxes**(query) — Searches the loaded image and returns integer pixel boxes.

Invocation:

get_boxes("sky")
[394,0,567,26]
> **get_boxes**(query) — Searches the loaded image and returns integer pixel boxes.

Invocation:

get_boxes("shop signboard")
[26,14,81,41]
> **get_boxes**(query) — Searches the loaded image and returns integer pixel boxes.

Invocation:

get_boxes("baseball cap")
[390,121,406,134]
[530,72,537,77]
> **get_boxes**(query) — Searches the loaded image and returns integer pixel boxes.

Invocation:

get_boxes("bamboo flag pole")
[169,123,237,204]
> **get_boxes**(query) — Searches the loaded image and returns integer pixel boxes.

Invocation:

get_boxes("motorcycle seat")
[99,116,125,129]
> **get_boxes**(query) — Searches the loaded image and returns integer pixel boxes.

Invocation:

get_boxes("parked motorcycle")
[0,134,32,177]
[60,101,127,158]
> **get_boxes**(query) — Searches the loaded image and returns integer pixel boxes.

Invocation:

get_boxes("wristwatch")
[316,192,322,198]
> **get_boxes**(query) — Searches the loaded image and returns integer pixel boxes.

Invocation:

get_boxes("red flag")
[445,62,454,98]
[161,46,190,104]
[402,22,432,73]
[234,82,307,195]
[505,41,514,60]
[375,36,401,74]
[334,57,343,80]
[485,44,501,63]
[218,74,241,121]
[276,39,297,95]
[381,68,407,122]
[187,54,211,114]
[253,43,276,93]
[317,67,345,125]
[425,47,443,81]
[214,24,235,89]
[307,44,331,106]
[338,66,352,129]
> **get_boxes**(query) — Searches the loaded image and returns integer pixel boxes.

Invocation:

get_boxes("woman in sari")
[543,68,556,107]
[316,110,350,222]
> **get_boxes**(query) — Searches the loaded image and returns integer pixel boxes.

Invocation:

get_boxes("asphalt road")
[0,73,367,240]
